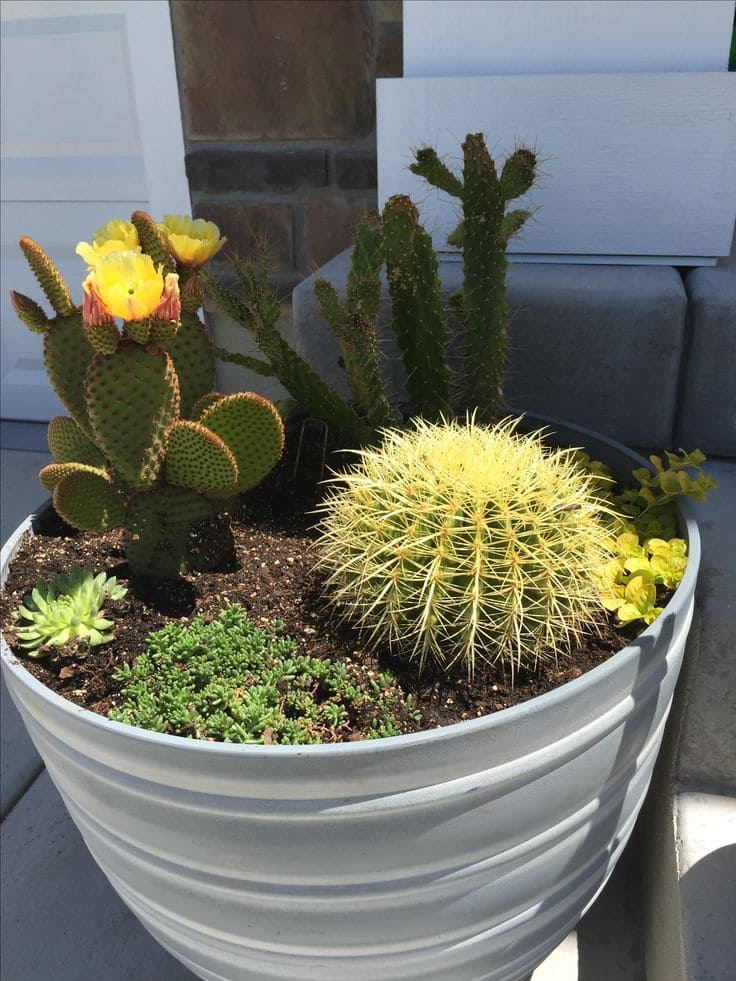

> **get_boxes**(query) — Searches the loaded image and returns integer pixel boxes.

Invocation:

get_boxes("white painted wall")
[403,0,735,77]
[0,0,189,422]
[380,0,736,262]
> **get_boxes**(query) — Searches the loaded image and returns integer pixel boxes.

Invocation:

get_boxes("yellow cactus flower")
[76,219,140,267]
[82,251,180,324]
[159,214,226,267]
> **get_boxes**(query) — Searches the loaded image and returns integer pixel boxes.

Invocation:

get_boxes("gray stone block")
[1,676,42,820]
[1,772,194,979]
[292,250,687,447]
[678,268,736,456]
[676,459,736,790]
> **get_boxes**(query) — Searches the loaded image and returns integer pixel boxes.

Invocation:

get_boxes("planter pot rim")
[1,414,701,758]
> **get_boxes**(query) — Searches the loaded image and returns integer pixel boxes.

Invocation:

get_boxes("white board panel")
[377,73,736,261]
[1,0,189,422]
[404,0,735,77]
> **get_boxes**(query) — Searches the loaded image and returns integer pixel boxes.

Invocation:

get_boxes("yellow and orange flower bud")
[81,251,180,325]
[82,276,115,328]
[76,219,141,267]
[156,273,182,322]
[158,215,226,267]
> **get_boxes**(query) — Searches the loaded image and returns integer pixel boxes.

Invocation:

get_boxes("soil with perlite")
[0,429,638,742]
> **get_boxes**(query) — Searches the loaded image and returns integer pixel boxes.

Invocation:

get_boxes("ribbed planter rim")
[1,413,701,758]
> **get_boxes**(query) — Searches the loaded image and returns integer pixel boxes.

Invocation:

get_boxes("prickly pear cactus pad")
[317,417,616,678]
[52,468,124,532]
[85,342,180,489]
[165,421,238,495]
[47,416,106,467]
[199,393,285,494]
[44,311,95,436]
[39,461,108,493]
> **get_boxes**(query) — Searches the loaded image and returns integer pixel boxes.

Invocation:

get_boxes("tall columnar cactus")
[381,195,449,419]
[317,417,614,678]
[11,215,284,580]
[209,133,535,443]
[410,135,537,421]
[314,214,399,433]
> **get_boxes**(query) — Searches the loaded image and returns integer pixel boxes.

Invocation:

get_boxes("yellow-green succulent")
[13,566,127,657]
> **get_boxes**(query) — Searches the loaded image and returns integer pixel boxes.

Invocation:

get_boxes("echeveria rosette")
[12,566,127,657]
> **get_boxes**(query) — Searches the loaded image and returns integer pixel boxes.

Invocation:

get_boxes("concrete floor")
[2,424,733,980]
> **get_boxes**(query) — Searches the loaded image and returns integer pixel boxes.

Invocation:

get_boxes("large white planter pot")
[1,419,700,981]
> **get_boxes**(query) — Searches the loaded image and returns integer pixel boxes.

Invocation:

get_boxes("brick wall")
[170,0,402,296]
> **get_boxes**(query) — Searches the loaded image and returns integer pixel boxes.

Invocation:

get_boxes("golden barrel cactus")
[317,417,616,677]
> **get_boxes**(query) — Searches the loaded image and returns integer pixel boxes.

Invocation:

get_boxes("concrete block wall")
[170,0,402,297]
[289,249,735,453]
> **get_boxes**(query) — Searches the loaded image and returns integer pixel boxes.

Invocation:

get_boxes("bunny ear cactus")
[11,214,284,581]
[317,416,615,678]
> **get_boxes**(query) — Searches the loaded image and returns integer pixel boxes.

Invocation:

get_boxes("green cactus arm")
[47,416,106,467]
[314,278,398,434]
[500,209,533,247]
[165,420,238,494]
[85,343,180,489]
[345,212,383,318]
[211,347,274,377]
[131,211,175,276]
[314,278,369,409]
[499,148,537,203]
[202,265,372,445]
[409,148,464,198]
[446,222,464,249]
[44,311,95,437]
[199,271,258,342]
[10,290,50,334]
[18,238,73,317]
[458,133,507,421]
[382,195,449,419]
